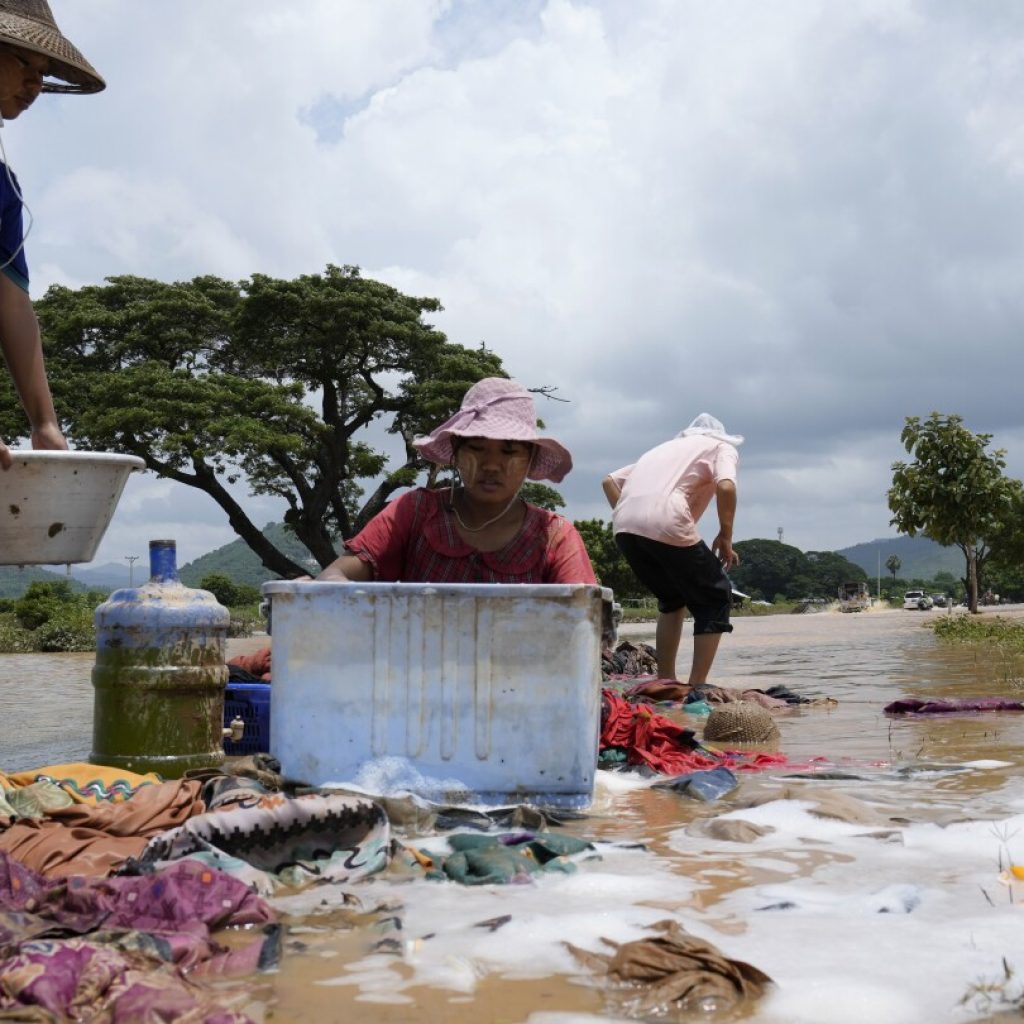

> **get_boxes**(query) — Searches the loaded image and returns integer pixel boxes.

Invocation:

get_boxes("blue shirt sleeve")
[0,162,30,292]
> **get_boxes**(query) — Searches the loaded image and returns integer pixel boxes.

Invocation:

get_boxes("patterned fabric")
[0,939,259,1023]
[0,779,72,819]
[139,792,391,895]
[0,762,162,804]
[0,854,276,1022]
[0,779,205,879]
[345,487,597,584]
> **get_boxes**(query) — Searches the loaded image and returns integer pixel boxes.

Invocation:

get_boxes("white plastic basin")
[0,451,146,565]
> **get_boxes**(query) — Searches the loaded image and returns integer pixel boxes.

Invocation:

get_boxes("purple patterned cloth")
[0,852,276,1021]
[884,697,1024,715]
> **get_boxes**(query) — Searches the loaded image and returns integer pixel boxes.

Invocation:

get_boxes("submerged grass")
[931,614,1024,691]
[931,615,1024,650]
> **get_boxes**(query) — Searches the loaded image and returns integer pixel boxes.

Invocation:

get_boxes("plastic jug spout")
[223,716,245,742]
[148,539,179,583]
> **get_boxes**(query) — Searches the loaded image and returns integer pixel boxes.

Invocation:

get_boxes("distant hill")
[836,536,963,581]
[0,566,91,598]
[1,526,320,598]
[178,523,324,587]
[62,563,131,591]
[2,526,962,599]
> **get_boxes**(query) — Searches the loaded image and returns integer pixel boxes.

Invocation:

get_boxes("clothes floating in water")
[404,831,597,885]
[652,766,739,802]
[600,690,786,776]
[566,917,773,1019]
[884,697,1024,715]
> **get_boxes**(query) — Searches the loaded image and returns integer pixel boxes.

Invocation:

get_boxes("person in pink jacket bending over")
[603,414,742,683]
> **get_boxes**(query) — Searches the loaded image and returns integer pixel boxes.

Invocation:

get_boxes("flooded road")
[3,606,1024,1023]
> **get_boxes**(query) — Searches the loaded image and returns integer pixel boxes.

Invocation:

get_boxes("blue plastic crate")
[224,682,271,756]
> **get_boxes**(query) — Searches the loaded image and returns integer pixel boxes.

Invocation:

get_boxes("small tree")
[889,413,1016,613]
[885,554,901,582]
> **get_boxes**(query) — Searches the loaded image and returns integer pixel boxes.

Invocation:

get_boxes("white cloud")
[6,0,1024,562]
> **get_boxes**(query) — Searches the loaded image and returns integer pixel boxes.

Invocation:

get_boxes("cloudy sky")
[11,0,1024,568]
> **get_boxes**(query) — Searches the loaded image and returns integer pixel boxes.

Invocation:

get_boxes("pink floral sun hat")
[413,377,573,483]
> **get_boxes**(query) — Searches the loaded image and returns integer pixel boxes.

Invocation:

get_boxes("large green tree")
[803,550,869,598]
[889,413,1018,613]
[573,519,645,600]
[729,539,865,601]
[729,539,809,601]
[20,266,508,578]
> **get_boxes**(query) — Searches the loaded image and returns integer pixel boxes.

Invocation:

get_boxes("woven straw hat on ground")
[413,377,573,483]
[0,0,104,93]
[703,702,780,744]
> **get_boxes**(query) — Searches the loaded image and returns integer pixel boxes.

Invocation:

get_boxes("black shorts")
[614,533,733,635]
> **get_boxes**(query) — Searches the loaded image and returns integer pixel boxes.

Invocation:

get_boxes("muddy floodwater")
[4,606,1024,1023]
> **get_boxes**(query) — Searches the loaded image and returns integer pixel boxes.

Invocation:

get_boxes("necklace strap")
[451,491,522,533]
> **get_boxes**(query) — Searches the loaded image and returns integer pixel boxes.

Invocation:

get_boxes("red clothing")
[600,691,786,775]
[345,488,597,584]
[228,648,272,682]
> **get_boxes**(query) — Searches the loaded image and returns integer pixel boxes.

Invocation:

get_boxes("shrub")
[932,615,1024,648]
[35,604,96,652]
[14,580,75,630]
[200,573,262,608]
[0,619,35,653]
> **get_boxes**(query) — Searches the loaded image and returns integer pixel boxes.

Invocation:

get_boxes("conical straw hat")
[0,0,104,94]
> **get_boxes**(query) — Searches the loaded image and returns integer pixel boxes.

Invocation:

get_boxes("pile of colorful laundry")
[0,761,388,1022]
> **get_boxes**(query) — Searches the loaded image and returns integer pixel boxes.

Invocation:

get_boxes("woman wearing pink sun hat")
[316,378,596,584]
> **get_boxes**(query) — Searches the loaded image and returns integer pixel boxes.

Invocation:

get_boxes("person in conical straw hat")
[0,0,104,470]
[316,377,597,584]
[603,414,743,683]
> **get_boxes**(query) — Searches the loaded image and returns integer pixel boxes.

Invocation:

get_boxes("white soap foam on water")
[593,768,652,796]
[349,755,475,802]
[285,765,1024,1021]
[526,1014,629,1024]
[670,796,1024,1022]
[310,840,691,999]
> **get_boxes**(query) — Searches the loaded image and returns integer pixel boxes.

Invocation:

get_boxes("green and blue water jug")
[91,539,230,777]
